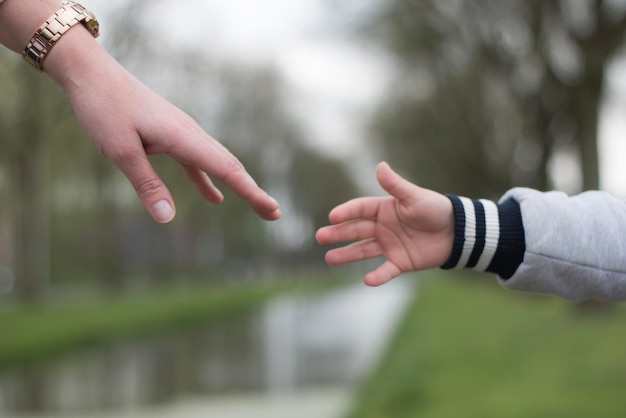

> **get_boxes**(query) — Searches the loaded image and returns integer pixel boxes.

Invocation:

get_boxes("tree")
[1,0,363,295]
[0,52,69,300]
[367,0,626,196]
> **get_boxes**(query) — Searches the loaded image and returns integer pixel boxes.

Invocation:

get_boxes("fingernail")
[152,200,174,223]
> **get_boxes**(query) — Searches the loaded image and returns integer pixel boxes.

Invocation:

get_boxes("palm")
[374,195,451,274]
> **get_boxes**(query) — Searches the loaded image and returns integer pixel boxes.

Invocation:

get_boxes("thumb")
[113,152,176,224]
[376,161,419,203]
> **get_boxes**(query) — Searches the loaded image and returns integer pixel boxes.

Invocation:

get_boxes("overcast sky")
[88,0,626,197]
[89,0,387,160]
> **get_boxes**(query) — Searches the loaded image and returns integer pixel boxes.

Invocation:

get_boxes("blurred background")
[2,0,626,417]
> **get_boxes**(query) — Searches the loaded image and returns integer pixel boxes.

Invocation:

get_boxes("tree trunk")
[11,71,50,302]
[573,73,607,312]
[575,78,602,191]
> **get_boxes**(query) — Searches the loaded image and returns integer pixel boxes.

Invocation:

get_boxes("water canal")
[0,279,414,418]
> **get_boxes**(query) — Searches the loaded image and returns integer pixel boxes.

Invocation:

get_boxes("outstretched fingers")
[170,129,281,221]
[324,238,383,266]
[181,164,224,204]
[109,141,176,224]
[327,163,418,225]
[327,197,387,225]
[376,161,421,203]
[316,219,377,246]
[364,261,403,287]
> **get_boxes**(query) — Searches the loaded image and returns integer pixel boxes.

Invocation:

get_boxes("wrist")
[0,0,104,91]
[22,1,100,71]
[43,24,107,94]
[441,195,525,278]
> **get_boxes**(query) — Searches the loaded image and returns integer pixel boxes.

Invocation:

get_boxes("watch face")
[64,1,100,38]
[84,15,100,38]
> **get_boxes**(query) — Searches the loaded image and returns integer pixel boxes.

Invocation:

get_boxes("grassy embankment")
[347,272,626,418]
[0,275,346,369]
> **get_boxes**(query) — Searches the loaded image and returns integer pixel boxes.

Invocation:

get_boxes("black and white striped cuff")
[441,195,525,279]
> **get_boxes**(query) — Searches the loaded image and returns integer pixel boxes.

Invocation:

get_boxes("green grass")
[0,276,344,369]
[347,272,626,418]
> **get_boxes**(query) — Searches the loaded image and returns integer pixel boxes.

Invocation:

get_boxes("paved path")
[13,387,352,418]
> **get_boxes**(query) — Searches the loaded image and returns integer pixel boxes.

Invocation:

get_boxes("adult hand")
[316,162,454,286]
[45,27,281,223]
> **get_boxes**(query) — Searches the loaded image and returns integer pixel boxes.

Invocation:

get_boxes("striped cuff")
[441,195,525,279]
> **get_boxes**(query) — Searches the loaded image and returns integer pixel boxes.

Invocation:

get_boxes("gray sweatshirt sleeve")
[441,188,626,301]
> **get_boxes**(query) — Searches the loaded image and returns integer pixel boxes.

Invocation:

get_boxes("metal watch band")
[22,1,100,71]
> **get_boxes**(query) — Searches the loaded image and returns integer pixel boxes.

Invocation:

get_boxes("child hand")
[316,162,454,286]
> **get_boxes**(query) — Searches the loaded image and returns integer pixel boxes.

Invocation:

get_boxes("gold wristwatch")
[23,1,100,71]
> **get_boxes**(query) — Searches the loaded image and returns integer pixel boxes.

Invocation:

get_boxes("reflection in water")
[0,279,414,417]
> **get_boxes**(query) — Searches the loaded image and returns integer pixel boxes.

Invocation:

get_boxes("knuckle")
[135,177,163,197]
[166,112,200,139]
[220,158,246,182]
[105,144,136,165]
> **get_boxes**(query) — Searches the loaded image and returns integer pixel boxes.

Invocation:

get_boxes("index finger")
[170,130,281,221]
[328,197,387,224]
